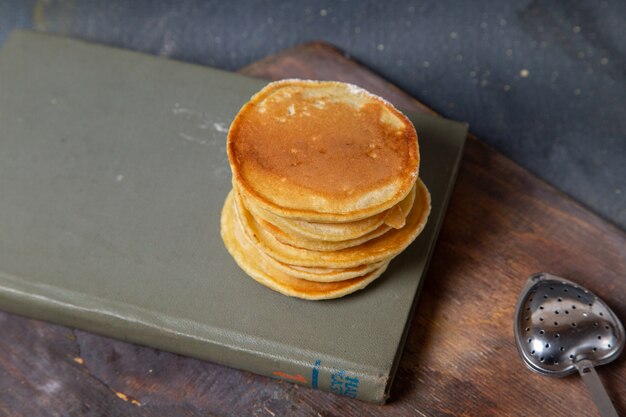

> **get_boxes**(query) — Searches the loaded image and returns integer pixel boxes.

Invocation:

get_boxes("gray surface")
[0,0,623,229]
[0,31,467,401]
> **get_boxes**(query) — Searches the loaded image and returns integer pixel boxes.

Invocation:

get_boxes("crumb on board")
[73,357,84,365]
[114,389,142,406]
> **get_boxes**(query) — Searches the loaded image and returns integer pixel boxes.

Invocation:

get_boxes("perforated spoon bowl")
[515,273,624,417]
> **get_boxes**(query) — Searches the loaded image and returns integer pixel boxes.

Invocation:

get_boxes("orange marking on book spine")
[272,371,308,383]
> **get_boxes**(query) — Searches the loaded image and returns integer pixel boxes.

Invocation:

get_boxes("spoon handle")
[576,359,619,417]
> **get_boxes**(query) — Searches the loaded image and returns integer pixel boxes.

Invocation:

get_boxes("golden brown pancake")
[259,217,392,252]
[221,80,429,299]
[241,182,416,242]
[227,79,419,222]
[273,260,387,282]
[235,178,431,268]
[221,191,389,299]
[245,185,417,252]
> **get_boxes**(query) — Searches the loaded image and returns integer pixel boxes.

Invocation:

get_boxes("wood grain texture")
[1,41,624,417]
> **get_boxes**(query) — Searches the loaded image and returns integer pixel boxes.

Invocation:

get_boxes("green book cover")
[0,30,467,403]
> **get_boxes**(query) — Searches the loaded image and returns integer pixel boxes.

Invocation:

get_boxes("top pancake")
[227,79,420,222]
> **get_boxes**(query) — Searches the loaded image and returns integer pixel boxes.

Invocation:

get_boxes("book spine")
[258,359,389,404]
[0,280,389,403]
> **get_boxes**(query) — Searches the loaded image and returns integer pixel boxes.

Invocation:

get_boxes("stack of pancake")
[221,80,431,300]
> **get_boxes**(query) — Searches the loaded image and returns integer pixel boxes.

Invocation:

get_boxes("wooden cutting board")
[0,42,624,417]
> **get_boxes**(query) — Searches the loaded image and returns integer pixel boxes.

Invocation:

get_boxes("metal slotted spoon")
[514,273,624,417]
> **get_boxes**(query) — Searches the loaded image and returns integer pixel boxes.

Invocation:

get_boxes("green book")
[0,30,467,403]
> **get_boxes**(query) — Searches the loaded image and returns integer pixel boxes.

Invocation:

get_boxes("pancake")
[221,191,389,299]
[248,185,417,252]
[242,192,386,241]
[274,260,387,282]
[242,182,416,242]
[239,212,390,282]
[227,79,420,222]
[260,217,391,252]
[236,178,431,268]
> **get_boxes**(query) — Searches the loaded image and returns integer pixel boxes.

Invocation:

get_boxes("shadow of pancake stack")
[221,80,431,300]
